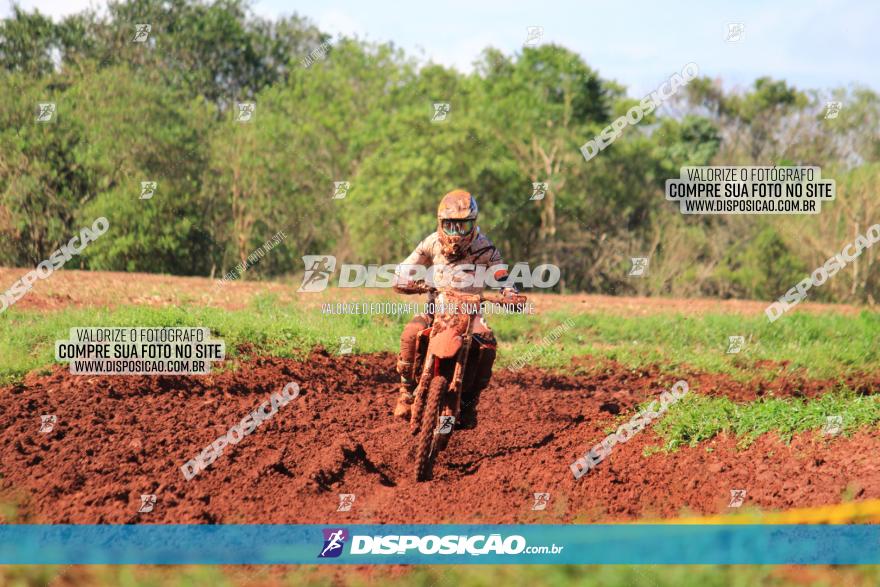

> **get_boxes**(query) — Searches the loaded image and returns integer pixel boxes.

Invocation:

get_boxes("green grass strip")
[0,293,877,385]
[649,389,880,451]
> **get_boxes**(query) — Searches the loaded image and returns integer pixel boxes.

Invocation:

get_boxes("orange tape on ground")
[646,499,880,525]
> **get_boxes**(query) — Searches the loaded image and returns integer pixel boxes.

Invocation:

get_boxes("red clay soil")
[1,267,871,317]
[570,357,880,402]
[1,351,879,525]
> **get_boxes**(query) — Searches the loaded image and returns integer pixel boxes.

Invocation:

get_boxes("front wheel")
[414,375,448,482]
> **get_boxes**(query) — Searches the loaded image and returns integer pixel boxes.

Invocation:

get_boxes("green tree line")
[1,0,878,303]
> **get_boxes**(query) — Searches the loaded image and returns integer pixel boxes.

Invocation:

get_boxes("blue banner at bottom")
[1,524,879,565]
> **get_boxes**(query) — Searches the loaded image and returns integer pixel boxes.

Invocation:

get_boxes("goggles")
[441,219,475,236]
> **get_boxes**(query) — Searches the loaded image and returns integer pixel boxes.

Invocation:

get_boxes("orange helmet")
[437,189,478,260]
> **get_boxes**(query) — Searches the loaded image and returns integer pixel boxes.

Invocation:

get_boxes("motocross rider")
[392,189,518,426]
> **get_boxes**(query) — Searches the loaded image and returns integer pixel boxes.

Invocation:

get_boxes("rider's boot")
[395,337,420,420]
[394,358,417,421]
[459,389,481,429]
[394,383,415,420]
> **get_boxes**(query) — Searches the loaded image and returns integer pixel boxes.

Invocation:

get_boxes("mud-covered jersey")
[395,230,508,294]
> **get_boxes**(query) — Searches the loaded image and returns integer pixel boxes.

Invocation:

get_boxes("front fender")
[429,328,463,358]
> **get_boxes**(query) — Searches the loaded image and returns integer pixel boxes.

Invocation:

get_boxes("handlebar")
[481,292,528,306]
[394,281,528,309]
[393,281,435,295]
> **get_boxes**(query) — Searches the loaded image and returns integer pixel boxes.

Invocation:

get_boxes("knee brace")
[397,359,416,388]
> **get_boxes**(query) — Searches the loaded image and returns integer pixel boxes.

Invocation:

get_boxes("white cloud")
[313,8,366,40]
[1,0,103,19]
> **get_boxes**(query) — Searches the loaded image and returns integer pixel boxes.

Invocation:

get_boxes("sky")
[3,0,878,97]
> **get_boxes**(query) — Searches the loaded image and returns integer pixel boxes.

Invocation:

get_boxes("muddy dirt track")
[2,351,880,524]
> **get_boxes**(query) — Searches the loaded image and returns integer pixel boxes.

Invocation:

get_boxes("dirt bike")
[397,283,527,481]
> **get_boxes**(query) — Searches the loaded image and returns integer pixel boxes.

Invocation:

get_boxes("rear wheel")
[414,375,448,481]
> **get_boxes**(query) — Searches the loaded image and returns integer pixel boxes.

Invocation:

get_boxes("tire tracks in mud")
[1,349,879,524]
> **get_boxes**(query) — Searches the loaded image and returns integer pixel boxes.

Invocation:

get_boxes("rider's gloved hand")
[500,287,526,308]
[393,278,427,294]
[392,278,413,294]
